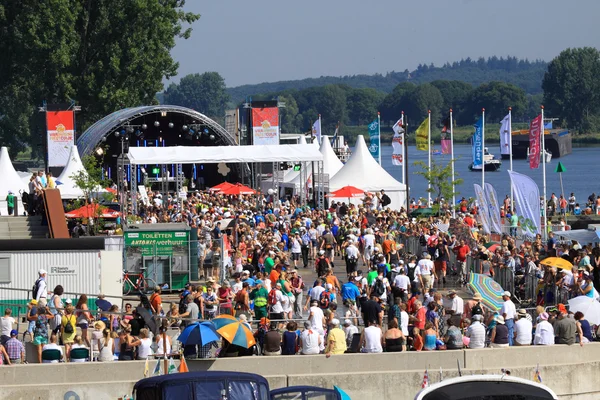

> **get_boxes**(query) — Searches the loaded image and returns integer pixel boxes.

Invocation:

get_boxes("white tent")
[329,135,406,209]
[0,147,28,214]
[555,229,600,244]
[56,145,87,199]
[319,135,344,178]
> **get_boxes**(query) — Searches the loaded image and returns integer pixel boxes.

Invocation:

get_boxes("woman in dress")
[32,304,54,363]
[75,294,93,347]
[98,328,114,362]
[48,285,64,335]
[61,304,77,359]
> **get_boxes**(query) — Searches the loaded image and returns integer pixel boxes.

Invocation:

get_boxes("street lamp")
[114,130,130,219]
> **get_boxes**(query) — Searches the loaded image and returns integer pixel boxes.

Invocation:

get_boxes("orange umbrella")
[329,185,366,198]
[219,183,256,196]
[209,182,235,192]
[65,204,120,219]
[211,314,256,348]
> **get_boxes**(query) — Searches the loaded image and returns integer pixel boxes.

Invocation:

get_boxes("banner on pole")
[441,139,451,155]
[312,118,321,144]
[529,114,542,169]
[484,182,503,234]
[500,114,511,156]
[367,118,380,162]
[508,170,541,237]
[473,184,492,234]
[46,111,75,167]
[391,117,404,166]
[472,118,483,168]
[415,118,429,151]
[252,107,279,146]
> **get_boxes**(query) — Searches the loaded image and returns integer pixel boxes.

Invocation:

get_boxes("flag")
[500,114,511,156]
[331,122,339,146]
[415,118,429,151]
[143,358,150,378]
[168,358,177,374]
[471,118,483,168]
[178,353,189,373]
[544,121,553,130]
[312,118,321,144]
[421,369,429,389]
[441,139,451,155]
[153,359,162,376]
[508,170,541,237]
[529,114,542,169]
[391,117,404,166]
[534,364,542,383]
[473,184,492,234]
[367,118,380,162]
[484,183,502,234]
[441,115,450,134]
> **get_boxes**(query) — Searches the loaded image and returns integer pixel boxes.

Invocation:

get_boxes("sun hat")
[495,315,505,324]
[472,292,482,301]
[343,319,352,326]
[502,291,511,297]
[539,312,549,320]
[558,303,568,314]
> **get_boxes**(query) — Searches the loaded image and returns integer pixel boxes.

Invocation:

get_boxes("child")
[412,327,423,351]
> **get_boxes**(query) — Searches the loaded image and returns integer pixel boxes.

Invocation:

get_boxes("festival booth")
[329,135,406,209]
[0,147,28,215]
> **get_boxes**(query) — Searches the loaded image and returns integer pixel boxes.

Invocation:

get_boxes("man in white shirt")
[300,321,321,355]
[305,279,325,310]
[345,240,360,275]
[500,291,517,346]
[34,269,48,303]
[308,300,325,331]
[342,319,359,347]
[466,315,486,349]
[446,290,464,326]
[417,253,436,293]
[362,229,376,265]
[393,268,411,302]
[533,312,555,345]
[269,283,285,321]
[514,309,533,346]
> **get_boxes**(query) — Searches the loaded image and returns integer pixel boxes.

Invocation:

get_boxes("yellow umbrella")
[540,257,573,270]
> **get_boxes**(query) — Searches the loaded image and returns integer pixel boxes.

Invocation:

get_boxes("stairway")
[0,216,49,239]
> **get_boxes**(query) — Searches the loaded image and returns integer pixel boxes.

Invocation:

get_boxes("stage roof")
[127,144,324,165]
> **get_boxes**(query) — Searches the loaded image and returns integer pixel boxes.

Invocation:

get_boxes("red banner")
[528,114,542,169]
[252,107,279,145]
[46,111,75,167]
[441,138,451,155]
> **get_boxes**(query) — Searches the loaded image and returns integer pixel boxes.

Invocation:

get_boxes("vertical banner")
[415,118,429,151]
[508,170,541,237]
[473,184,492,234]
[484,182,502,234]
[252,107,279,145]
[472,118,483,168]
[312,118,321,144]
[529,114,542,169]
[441,139,451,155]
[500,114,511,156]
[441,115,451,154]
[46,111,75,167]
[367,118,380,163]
[391,117,404,166]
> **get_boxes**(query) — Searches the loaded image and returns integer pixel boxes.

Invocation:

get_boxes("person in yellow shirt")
[46,172,56,189]
[325,319,347,357]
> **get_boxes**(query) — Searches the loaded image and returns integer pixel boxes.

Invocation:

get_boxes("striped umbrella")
[211,314,256,349]
[467,273,505,311]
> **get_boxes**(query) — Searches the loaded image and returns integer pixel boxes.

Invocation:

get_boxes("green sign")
[293,164,301,171]
[125,230,189,256]
[555,162,566,173]
[151,167,160,174]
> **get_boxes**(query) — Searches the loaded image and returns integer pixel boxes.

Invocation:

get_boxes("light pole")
[114,129,130,220]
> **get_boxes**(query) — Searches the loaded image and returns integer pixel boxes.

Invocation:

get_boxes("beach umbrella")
[211,314,256,348]
[484,242,500,252]
[568,296,600,325]
[467,273,505,311]
[540,257,573,270]
[209,182,235,192]
[177,322,220,346]
[329,185,365,198]
[65,203,120,219]
[220,183,256,196]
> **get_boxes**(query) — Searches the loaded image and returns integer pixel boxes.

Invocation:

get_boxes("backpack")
[32,278,42,300]
[268,289,278,306]
[64,316,75,334]
[471,302,483,316]
[319,290,331,309]
[372,279,385,297]
[387,269,399,286]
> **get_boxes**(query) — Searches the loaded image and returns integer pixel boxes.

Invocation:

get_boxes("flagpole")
[450,108,455,218]
[482,108,485,189]
[318,114,322,144]
[427,110,431,206]
[509,107,513,211]
[377,112,382,165]
[403,112,410,211]
[541,105,547,240]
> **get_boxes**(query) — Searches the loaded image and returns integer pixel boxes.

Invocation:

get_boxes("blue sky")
[169,0,600,87]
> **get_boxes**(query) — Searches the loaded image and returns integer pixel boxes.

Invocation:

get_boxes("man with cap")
[465,314,486,349]
[514,309,533,346]
[500,291,516,345]
[5,329,24,364]
[392,263,411,302]
[554,303,577,345]
[342,319,359,347]
[33,269,48,303]
[325,318,347,357]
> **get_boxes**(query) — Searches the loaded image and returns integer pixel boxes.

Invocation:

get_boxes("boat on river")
[469,149,502,172]
[502,129,571,159]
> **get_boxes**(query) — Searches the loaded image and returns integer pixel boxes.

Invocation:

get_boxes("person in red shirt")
[453,240,470,283]
[463,214,475,228]
[411,301,426,330]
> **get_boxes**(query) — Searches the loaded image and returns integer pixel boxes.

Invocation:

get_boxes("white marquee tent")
[329,135,406,209]
[0,146,28,214]
[56,145,88,199]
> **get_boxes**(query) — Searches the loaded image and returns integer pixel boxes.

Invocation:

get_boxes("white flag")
[391,117,404,166]
[508,170,540,237]
[312,119,321,144]
[473,184,492,234]
[500,114,511,156]
[484,183,503,234]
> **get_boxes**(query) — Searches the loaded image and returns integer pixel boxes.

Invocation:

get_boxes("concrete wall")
[2,344,600,399]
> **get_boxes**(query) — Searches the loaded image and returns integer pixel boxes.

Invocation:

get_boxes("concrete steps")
[0,216,49,239]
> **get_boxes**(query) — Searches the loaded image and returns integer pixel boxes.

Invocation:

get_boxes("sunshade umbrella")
[135,305,158,335]
[540,257,573,270]
[568,296,600,325]
[467,273,505,311]
[209,182,235,192]
[95,299,112,312]
[484,242,500,252]
[211,314,256,348]
[220,183,256,196]
[177,322,220,346]
[65,203,120,219]
[328,185,365,198]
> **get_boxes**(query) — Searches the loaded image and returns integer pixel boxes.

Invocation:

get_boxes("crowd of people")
[1,185,600,364]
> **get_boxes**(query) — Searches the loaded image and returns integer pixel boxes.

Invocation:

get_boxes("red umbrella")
[105,187,117,195]
[65,204,120,219]
[209,182,235,192]
[219,183,256,195]
[329,185,366,198]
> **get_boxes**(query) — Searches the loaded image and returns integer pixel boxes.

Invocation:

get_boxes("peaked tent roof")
[330,135,405,193]
[318,135,344,178]
[57,145,87,199]
[0,147,28,196]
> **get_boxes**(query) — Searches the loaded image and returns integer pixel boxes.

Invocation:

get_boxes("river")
[377,144,599,202]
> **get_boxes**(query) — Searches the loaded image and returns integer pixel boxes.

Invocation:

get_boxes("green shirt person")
[509,214,518,227]
[6,191,15,215]
[250,281,269,319]
[264,256,275,274]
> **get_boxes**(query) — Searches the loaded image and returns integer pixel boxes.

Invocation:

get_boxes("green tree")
[403,83,444,125]
[0,0,200,157]
[413,159,463,213]
[430,80,473,123]
[346,88,385,125]
[278,94,303,133]
[542,47,600,132]
[164,72,229,117]
[379,82,417,124]
[464,81,527,124]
